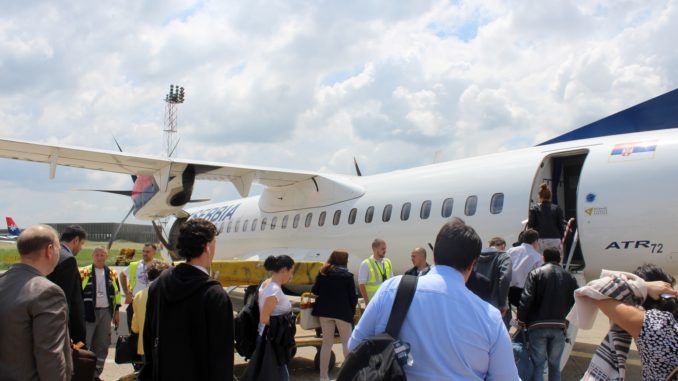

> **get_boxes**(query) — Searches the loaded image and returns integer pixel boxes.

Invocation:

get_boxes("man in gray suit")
[0,224,73,380]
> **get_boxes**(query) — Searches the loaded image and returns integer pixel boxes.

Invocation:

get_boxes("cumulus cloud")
[0,0,677,226]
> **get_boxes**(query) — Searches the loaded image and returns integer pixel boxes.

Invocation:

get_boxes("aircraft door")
[531,150,589,270]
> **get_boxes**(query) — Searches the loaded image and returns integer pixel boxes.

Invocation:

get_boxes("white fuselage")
[185,129,678,280]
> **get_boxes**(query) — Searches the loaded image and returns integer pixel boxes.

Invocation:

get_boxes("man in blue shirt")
[348,218,519,380]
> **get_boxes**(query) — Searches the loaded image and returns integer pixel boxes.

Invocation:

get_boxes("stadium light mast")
[163,84,185,158]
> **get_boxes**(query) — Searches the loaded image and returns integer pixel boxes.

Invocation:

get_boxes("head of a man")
[60,225,87,255]
[433,218,482,276]
[92,246,108,268]
[371,238,386,260]
[522,229,539,249]
[176,219,217,264]
[146,260,171,282]
[16,224,60,275]
[489,237,506,252]
[142,243,157,263]
[410,247,427,269]
[542,247,561,263]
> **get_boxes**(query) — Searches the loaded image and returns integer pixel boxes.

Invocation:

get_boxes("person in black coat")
[139,219,233,381]
[527,183,566,253]
[311,250,358,381]
[47,225,87,344]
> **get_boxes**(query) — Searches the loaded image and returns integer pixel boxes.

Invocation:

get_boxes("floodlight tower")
[163,84,185,158]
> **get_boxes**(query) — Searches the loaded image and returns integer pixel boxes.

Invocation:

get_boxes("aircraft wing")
[0,137,321,197]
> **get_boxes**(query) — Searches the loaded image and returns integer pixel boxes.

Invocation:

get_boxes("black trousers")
[508,286,524,309]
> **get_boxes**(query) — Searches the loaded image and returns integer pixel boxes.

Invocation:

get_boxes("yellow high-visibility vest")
[363,257,392,299]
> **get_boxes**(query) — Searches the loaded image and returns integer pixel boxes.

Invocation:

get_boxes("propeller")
[107,205,135,250]
[353,157,362,176]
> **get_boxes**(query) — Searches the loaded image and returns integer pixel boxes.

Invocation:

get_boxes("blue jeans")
[528,328,565,381]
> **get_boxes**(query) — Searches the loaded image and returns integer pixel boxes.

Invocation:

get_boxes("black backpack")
[336,275,418,381]
[234,285,260,360]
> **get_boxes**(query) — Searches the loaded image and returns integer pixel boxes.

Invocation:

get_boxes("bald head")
[410,247,427,269]
[15,224,60,275]
[17,225,59,257]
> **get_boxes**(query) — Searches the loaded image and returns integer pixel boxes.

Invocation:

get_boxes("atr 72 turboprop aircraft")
[0,89,677,283]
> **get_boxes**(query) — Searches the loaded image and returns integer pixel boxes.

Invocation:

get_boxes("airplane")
[1,89,677,285]
[0,217,21,242]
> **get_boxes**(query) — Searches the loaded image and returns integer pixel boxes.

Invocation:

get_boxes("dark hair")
[264,255,295,272]
[543,247,561,263]
[320,250,349,275]
[633,264,677,318]
[433,218,482,272]
[176,219,217,259]
[60,225,87,242]
[522,229,539,244]
[489,237,506,247]
[538,183,552,202]
[146,260,171,281]
[17,225,58,256]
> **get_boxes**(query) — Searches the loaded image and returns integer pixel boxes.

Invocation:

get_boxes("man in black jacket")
[140,218,233,381]
[404,247,430,276]
[517,247,578,381]
[47,225,87,344]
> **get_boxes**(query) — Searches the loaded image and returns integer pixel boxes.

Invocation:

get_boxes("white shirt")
[123,261,149,296]
[507,243,543,288]
[94,267,108,308]
[257,280,292,335]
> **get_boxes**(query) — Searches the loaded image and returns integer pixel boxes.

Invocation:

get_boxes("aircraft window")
[243,220,250,232]
[333,210,341,225]
[490,193,504,214]
[261,217,268,231]
[281,215,289,229]
[271,216,278,230]
[227,220,233,233]
[465,196,478,216]
[251,218,258,232]
[365,206,374,223]
[441,198,454,218]
[293,214,300,229]
[234,219,241,233]
[348,208,357,225]
[420,200,431,219]
[400,202,411,221]
[383,204,392,222]
[318,212,326,227]
[305,213,313,228]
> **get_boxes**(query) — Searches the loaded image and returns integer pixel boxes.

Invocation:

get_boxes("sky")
[1,0,677,228]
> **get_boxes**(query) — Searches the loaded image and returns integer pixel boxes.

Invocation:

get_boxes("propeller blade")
[81,189,134,197]
[187,198,211,203]
[107,205,135,250]
[353,157,362,176]
[112,136,137,183]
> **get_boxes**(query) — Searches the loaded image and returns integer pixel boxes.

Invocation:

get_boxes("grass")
[0,240,152,270]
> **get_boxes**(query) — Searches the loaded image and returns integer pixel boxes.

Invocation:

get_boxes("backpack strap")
[384,275,418,338]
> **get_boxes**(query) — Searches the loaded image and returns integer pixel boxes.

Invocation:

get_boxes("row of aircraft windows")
[226,193,505,234]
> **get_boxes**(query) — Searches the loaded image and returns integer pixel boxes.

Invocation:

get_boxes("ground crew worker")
[358,238,393,305]
[80,246,121,380]
[119,243,156,331]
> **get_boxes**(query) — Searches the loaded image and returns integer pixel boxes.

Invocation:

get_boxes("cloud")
[0,0,677,226]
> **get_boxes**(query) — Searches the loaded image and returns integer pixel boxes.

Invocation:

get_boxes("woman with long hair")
[311,250,358,381]
[527,183,566,252]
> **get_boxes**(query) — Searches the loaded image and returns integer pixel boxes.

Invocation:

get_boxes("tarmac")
[100,286,643,381]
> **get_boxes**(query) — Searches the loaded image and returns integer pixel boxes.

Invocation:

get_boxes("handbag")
[512,328,534,381]
[299,292,320,330]
[71,343,97,381]
[241,328,284,381]
[115,332,138,364]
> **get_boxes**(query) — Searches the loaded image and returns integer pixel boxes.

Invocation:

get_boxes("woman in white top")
[247,255,295,381]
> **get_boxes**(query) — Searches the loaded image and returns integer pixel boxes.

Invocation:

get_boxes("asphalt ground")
[101,286,643,381]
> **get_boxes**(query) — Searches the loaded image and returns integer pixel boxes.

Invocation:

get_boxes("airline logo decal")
[190,203,241,222]
[584,207,607,216]
[608,141,657,162]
